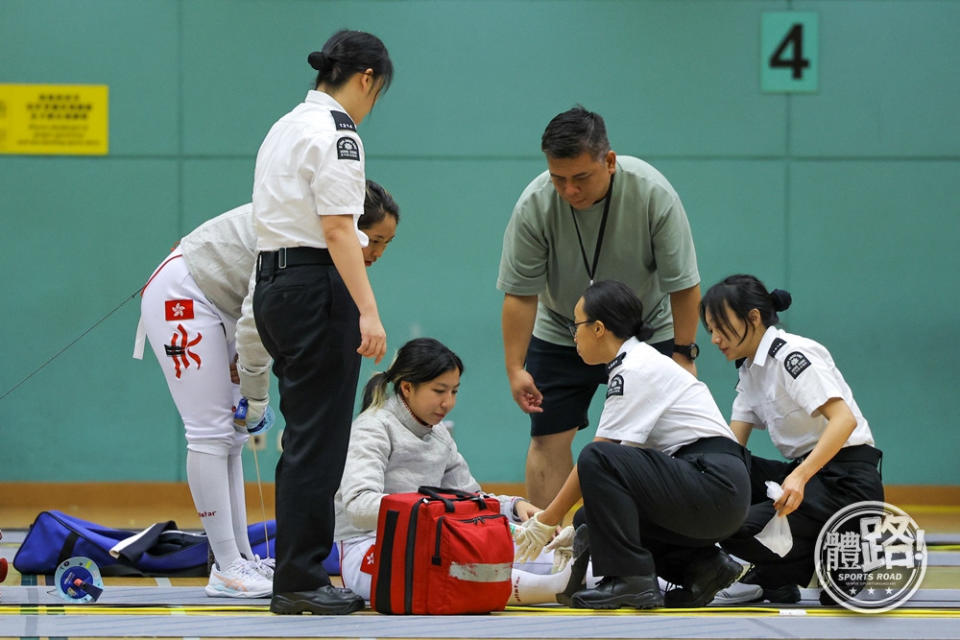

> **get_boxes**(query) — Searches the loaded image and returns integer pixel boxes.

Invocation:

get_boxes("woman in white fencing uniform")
[335,337,590,605]
[514,280,751,610]
[247,29,393,617]
[700,274,883,603]
[137,181,398,598]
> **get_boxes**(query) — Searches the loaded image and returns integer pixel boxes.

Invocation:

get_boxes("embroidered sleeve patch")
[330,110,356,131]
[769,337,786,357]
[606,374,624,398]
[336,136,360,161]
[164,299,194,321]
[784,351,811,379]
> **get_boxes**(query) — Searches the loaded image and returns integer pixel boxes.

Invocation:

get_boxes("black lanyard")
[569,174,614,286]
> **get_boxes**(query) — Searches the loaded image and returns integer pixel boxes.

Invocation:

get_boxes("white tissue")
[753,481,793,557]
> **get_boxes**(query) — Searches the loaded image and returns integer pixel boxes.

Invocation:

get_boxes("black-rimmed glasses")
[567,320,594,338]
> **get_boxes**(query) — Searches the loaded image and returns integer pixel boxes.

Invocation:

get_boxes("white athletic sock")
[186,449,241,570]
[227,449,257,560]
[508,562,573,605]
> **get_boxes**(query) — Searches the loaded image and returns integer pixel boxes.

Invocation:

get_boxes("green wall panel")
[788,161,960,484]
[0,0,180,156]
[791,2,960,156]
[0,158,183,481]
[181,0,785,157]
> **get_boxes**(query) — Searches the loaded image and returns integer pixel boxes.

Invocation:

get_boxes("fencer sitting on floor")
[335,337,599,605]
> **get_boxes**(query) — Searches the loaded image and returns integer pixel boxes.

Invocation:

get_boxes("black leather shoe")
[555,524,590,606]
[740,566,801,604]
[571,575,663,610]
[270,585,364,615]
[663,551,743,608]
[764,584,801,604]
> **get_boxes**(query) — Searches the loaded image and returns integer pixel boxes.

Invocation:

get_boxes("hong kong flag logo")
[165,299,195,321]
[164,324,202,379]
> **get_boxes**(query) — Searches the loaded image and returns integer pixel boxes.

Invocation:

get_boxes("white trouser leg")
[338,535,376,601]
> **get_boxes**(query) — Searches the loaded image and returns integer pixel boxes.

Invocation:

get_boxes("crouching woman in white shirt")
[701,274,883,603]
[514,280,751,610]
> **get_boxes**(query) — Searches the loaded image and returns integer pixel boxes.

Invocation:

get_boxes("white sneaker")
[711,581,764,605]
[250,555,275,580]
[205,558,273,598]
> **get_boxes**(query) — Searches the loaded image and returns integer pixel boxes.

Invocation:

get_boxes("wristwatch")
[673,343,700,361]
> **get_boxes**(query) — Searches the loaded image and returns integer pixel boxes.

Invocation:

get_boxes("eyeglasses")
[567,319,595,338]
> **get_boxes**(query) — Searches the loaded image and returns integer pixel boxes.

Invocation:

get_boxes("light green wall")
[2,0,958,485]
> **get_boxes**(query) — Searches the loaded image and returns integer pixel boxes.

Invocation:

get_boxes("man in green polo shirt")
[497,106,702,508]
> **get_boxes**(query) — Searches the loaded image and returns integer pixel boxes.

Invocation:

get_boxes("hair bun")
[307,51,328,71]
[770,288,792,312]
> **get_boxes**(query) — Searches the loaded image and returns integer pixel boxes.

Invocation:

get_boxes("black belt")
[674,436,747,462]
[257,247,333,280]
[797,444,882,468]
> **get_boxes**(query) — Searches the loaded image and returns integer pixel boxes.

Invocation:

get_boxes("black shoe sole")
[270,594,364,615]
[663,557,743,608]
[571,590,663,610]
[763,584,801,604]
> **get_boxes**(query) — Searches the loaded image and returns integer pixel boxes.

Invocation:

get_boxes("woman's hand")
[512,511,557,563]
[774,468,809,516]
[513,499,539,522]
[357,313,387,364]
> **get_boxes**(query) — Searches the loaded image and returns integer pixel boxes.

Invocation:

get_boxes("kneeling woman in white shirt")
[335,337,592,605]
[701,274,882,602]
[514,280,751,610]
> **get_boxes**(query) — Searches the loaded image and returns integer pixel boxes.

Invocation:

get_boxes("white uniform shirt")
[252,90,368,250]
[596,337,736,455]
[731,326,874,460]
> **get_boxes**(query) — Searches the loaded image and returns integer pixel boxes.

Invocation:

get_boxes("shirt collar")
[304,90,348,113]
[386,393,434,438]
[607,336,640,374]
[747,326,781,368]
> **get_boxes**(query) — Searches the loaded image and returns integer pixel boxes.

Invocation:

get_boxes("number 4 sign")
[762,12,818,93]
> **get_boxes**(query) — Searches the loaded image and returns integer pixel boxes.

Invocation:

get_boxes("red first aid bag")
[370,486,514,614]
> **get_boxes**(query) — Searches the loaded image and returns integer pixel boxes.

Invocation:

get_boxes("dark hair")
[307,30,393,94]
[361,338,464,412]
[700,274,792,344]
[358,179,400,229]
[581,280,654,342]
[541,106,611,160]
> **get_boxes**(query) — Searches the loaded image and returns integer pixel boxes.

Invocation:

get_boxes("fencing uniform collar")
[386,394,434,438]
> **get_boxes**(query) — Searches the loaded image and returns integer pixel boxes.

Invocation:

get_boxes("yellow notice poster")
[0,84,108,155]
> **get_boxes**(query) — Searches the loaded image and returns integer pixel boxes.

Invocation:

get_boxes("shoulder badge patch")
[336,136,360,161]
[606,374,624,398]
[784,351,811,379]
[769,337,786,357]
[606,352,626,374]
[330,110,356,131]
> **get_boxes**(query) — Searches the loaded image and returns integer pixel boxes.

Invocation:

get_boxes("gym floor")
[1,486,958,640]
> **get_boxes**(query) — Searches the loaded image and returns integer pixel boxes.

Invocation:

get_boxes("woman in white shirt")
[700,274,883,603]
[246,30,394,616]
[514,280,750,610]
[138,181,399,599]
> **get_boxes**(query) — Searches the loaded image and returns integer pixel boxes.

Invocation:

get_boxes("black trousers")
[253,258,361,593]
[720,445,883,588]
[577,438,751,583]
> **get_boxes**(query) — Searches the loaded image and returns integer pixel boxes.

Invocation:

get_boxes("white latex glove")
[545,525,576,572]
[512,511,556,564]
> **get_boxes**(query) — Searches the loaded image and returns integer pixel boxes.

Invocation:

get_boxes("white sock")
[508,562,574,605]
[187,449,241,570]
[227,448,257,560]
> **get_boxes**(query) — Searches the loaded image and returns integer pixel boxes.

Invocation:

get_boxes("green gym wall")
[1,0,957,486]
